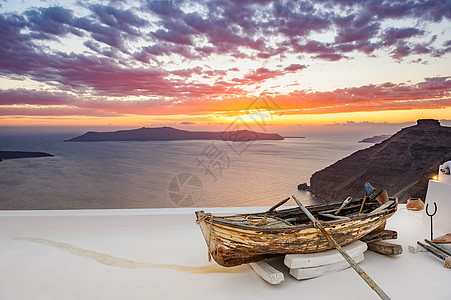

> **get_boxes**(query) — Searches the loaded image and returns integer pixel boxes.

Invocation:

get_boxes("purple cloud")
[1,76,449,117]
[0,89,72,106]
[0,0,450,108]
[24,6,74,38]
[269,1,331,38]
[89,4,147,36]
[284,64,307,71]
[381,27,425,46]
[153,21,195,46]
[335,23,380,44]
[315,53,346,61]
[145,0,183,18]
[171,67,203,77]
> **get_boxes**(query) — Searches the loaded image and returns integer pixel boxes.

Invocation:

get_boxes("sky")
[0,0,450,132]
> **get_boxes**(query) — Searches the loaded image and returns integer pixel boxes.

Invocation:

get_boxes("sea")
[0,132,372,210]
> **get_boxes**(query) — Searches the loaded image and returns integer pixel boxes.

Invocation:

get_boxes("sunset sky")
[0,0,450,130]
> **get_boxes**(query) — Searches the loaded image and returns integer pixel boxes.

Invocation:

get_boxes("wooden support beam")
[249,260,284,285]
[290,253,365,280]
[361,230,397,244]
[285,240,367,269]
[367,241,403,255]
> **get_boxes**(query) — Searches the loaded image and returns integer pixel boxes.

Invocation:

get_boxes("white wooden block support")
[284,240,367,269]
[249,260,284,285]
[290,253,365,280]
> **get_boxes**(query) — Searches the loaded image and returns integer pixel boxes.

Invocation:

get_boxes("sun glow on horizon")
[0,0,450,129]
[2,106,449,129]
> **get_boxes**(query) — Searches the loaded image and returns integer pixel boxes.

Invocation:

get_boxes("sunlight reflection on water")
[0,134,369,209]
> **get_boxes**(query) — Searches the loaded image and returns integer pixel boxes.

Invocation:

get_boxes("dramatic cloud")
[0,89,73,106]
[381,27,425,46]
[272,76,451,114]
[0,0,450,123]
[1,77,449,118]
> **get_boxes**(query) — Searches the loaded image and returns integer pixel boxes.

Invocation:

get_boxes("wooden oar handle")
[266,197,290,213]
[291,195,316,222]
[417,241,448,261]
[424,240,451,257]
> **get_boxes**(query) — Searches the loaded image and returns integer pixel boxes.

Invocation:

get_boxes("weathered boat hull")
[196,198,397,267]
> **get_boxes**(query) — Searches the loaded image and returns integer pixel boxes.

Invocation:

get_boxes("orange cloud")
[0,77,449,127]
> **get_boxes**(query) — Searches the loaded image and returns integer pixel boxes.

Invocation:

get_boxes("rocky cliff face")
[309,119,451,203]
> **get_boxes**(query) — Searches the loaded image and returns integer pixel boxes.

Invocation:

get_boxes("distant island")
[0,151,54,162]
[359,135,391,143]
[66,127,284,142]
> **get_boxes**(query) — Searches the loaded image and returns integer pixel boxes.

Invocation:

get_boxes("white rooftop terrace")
[1,205,450,300]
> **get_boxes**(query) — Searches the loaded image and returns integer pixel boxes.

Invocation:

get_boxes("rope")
[196,212,212,224]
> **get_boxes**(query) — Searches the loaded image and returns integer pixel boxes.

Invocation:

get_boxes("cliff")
[309,119,451,203]
[66,127,284,142]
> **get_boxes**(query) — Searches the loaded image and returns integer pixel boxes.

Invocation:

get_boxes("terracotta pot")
[406,198,424,211]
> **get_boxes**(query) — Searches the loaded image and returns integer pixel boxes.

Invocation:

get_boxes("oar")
[266,197,290,213]
[425,239,451,256]
[334,196,353,216]
[291,195,390,300]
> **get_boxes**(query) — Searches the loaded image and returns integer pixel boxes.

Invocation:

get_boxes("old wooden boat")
[195,191,398,267]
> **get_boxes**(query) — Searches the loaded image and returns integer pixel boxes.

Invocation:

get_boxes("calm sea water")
[0,133,370,209]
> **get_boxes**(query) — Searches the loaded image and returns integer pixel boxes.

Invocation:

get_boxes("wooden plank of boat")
[367,241,403,255]
[198,213,389,267]
[249,260,284,285]
[284,240,367,269]
[369,200,395,215]
[290,253,365,280]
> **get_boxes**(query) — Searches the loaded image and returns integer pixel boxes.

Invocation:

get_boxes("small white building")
[424,160,451,233]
